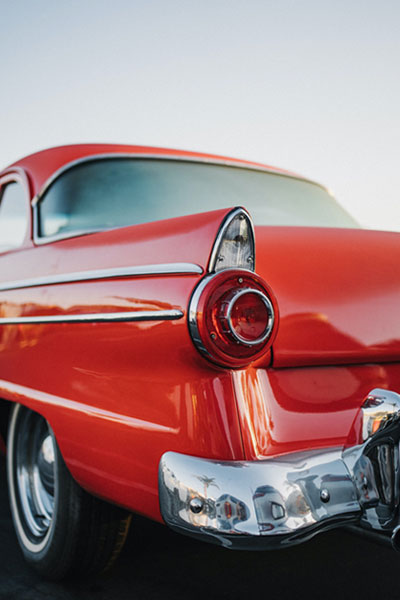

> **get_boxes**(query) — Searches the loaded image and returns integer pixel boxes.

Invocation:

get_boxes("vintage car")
[0,144,400,579]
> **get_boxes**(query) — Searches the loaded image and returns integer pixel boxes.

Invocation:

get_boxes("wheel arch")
[0,399,66,462]
[5,400,132,578]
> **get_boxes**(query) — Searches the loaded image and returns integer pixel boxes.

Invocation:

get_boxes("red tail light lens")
[188,270,279,368]
[228,290,273,344]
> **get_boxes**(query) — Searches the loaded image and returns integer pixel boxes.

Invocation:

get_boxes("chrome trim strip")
[226,288,274,345]
[188,272,220,359]
[0,263,203,292]
[0,309,183,325]
[188,269,262,360]
[31,153,327,246]
[32,153,324,207]
[0,170,32,250]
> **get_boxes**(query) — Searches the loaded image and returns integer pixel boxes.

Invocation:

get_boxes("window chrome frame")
[0,169,32,252]
[31,153,328,246]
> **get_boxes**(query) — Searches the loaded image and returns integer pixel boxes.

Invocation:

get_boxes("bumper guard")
[159,388,400,550]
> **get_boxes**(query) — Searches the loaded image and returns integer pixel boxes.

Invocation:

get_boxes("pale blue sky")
[1,0,399,230]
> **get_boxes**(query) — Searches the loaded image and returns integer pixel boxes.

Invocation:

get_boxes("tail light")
[188,269,279,368]
[209,207,255,272]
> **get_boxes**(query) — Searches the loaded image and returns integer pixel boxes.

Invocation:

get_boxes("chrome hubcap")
[15,413,56,540]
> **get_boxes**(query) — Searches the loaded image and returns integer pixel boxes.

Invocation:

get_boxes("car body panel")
[0,360,243,522]
[233,363,400,461]
[256,226,400,367]
[0,207,250,519]
[0,208,232,284]
[0,144,399,534]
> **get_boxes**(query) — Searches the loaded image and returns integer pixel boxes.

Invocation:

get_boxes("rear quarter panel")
[0,212,245,520]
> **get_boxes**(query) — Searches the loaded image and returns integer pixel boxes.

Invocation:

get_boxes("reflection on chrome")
[0,309,184,325]
[159,449,359,548]
[361,389,400,442]
[0,262,203,292]
[344,388,400,540]
[159,388,400,550]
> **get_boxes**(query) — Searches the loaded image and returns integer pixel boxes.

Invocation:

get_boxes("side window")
[0,182,28,251]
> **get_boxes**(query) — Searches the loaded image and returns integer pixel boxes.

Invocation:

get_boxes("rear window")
[37,158,359,239]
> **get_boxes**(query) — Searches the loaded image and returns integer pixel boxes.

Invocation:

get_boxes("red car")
[0,144,400,579]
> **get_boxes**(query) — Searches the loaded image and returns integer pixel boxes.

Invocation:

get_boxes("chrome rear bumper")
[158,388,400,550]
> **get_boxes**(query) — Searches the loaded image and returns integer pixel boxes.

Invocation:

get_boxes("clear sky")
[1,0,399,231]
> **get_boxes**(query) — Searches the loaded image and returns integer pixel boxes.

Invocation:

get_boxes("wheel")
[7,403,132,580]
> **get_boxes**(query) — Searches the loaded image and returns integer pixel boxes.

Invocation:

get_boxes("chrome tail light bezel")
[225,288,275,346]
[188,269,279,368]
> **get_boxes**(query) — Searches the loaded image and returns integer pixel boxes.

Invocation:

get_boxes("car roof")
[2,144,306,198]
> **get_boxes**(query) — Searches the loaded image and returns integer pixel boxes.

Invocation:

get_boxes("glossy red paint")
[0,363,243,521]
[0,144,399,527]
[255,226,400,367]
[233,363,400,461]
[0,208,231,286]
[0,208,247,520]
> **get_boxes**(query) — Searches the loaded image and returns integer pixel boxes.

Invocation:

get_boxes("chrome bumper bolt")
[320,489,330,503]
[189,497,204,514]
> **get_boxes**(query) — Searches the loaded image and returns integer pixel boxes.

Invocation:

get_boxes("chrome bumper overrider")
[158,388,400,550]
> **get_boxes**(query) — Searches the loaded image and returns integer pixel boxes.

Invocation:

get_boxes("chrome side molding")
[159,387,400,550]
[0,263,203,292]
[0,309,184,325]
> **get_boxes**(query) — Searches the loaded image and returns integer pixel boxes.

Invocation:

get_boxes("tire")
[7,403,132,580]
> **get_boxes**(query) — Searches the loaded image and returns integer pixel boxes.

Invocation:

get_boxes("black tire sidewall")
[7,404,81,579]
